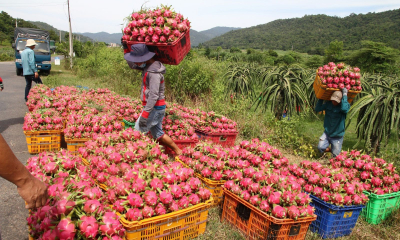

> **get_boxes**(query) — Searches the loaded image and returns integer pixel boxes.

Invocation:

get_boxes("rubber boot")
[158,134,182,155]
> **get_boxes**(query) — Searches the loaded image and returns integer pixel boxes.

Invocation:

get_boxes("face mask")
[138,63,146,68]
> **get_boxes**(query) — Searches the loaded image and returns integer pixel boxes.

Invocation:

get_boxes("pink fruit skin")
[57,218,76,240]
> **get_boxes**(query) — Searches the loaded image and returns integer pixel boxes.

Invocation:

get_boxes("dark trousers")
[24,74,43,101]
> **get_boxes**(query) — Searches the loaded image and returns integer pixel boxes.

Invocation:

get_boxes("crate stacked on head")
[26,150,126,240]
[122,6,191,65]
[288,158,369,238]
[171,104,238,147]
[329,151,400,225]
[314,62,362,103]
[78,128,213,240]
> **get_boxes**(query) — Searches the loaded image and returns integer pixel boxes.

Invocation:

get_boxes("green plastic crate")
[361,191,400,224]
[123,119,135,129]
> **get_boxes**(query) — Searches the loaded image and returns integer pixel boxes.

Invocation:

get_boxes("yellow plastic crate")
[65,137,90,155]
[121,199,212,240]
[176,157,225,207]
[24,130,61,154]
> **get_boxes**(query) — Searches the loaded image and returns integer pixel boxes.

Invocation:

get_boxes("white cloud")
[1,0,399,33]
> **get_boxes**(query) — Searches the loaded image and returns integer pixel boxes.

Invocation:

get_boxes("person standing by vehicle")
[124,44,182,155]
[315,88,350,157]
[21,39,42,102]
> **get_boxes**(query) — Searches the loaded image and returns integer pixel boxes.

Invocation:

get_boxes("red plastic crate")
[123,30,191,65]
[195,130,237,147]
[163,138,199,155]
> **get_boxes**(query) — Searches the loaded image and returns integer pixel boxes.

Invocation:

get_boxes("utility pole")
[68,0,73,69]
[59,30,61,43]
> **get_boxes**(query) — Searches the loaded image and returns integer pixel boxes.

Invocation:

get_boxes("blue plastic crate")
[308,194,365,239]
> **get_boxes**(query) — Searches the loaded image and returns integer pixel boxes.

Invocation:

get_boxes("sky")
[1,0,399,34]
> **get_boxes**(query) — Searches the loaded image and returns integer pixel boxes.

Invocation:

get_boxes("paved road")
[0,61,42,240]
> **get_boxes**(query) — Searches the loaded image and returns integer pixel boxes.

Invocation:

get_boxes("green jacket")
[315,96,350,137]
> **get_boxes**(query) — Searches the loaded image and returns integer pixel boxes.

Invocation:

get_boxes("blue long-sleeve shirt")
[21,47,38,76]
[315,96,350,137]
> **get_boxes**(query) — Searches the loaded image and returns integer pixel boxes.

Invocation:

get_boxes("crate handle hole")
[235,202,251,221]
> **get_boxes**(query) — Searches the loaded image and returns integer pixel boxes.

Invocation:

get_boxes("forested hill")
[202,8,400,54]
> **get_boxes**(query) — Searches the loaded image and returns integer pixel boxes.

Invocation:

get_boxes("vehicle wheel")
[40,70,50,76]
[16,68,23,76]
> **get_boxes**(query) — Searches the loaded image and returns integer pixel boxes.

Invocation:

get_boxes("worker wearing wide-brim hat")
[21,39,43,102]
[315,89,350,157]
[124,43,182,155]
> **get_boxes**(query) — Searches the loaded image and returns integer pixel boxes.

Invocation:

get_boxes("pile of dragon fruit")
[178,140,314,220]
[288,160,369,206]
[329,150,400,195]
[64,108,124,139]
[162,109,198,141]
[122,5,190,43]
[106,160,211,221]
[317,62,362,91]
[27,151,125,240]
[23,108,64,132]
[78,128,212,221]
[170,104,238,134]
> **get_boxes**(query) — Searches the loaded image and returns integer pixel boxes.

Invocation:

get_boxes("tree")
[347,41,400,74]
[268,49,278,57]
[282,54,295,65]
[306,55,323,69]
[324,40,343,63]
[230,47,241,53]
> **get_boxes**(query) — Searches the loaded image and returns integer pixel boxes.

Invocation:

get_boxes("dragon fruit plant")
[317,62,362,91]
[122,5,190,43]
[23,108,64,132]
[329,150,400,195]
[26,151,125,240]
[289,160,369,206]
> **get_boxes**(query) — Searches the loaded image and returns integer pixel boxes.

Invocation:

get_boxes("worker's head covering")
[124,43,155,63]
[331,91,343,103]
[26,39,38,47]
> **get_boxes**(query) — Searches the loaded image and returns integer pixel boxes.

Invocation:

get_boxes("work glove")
[139,116,148,129]
[342,88,348,96]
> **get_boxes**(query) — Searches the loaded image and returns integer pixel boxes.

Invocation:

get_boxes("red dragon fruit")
[79,216,99,238]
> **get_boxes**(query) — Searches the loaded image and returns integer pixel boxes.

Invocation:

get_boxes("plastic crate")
[195,130,237,148]
[163,139,199,155]
[122,30,191,65]
[123,119,135,129]
[221,188,317,240]
[361,191,400,224]
[120,199,212,240]
[65,137,90,155]
[24,130,62,154]
[313,73,360,104]
[308,194,365,239]
[176,157,225,207]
